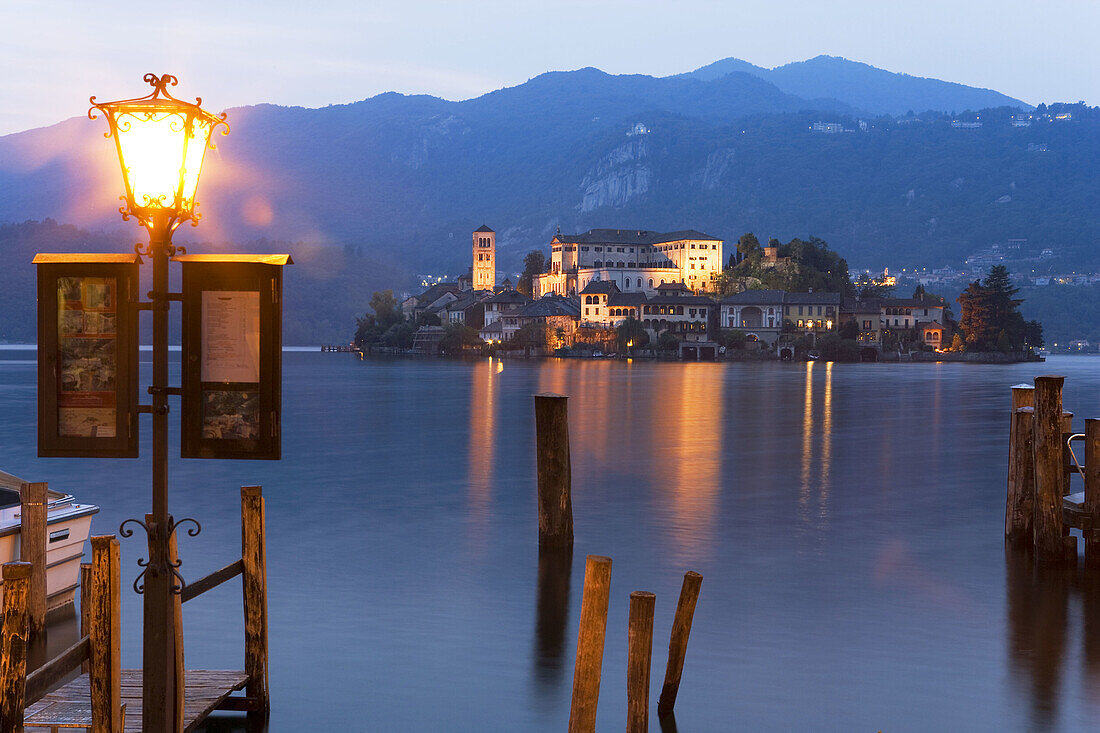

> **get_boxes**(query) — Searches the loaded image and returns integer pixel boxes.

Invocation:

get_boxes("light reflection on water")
[3,351,1100,730]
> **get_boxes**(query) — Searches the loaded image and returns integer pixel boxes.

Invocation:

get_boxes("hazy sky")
[2,0,1096,136]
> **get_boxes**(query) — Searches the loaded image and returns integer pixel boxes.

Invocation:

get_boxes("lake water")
[2,348,1100,731]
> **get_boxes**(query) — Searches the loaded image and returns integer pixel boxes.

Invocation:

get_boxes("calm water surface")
[2,348,1100,731]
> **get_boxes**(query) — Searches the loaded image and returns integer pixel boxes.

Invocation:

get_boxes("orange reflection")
[799,361,814,523]
[820,360,833,519]
[648,363,724,562]
[468,357,496,536]
[799,361,833,527]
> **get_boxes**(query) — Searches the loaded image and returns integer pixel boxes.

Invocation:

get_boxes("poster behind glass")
[180,259,284,460]
[56,276,118,437]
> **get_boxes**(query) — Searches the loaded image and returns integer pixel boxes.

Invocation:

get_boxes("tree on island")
[656,331,680,352]
[354,289,418,347]
[517,250,546,296]
[512,322,548,349]
[723,234,855,297]
[735,232,762,263]
[439,322,482,354]
[956,265,1043,351]
[616,316,649,351]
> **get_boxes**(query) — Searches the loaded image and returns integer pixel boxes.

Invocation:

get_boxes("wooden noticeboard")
[178,255,291,460]
[34,254,140,458]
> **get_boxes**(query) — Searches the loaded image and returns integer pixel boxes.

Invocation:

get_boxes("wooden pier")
[2,486,269,733]
[25,669,249,732]
[1005,376,1100,564]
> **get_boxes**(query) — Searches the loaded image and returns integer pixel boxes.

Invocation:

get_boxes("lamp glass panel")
[114,110,188,210]
[181,117,214,206]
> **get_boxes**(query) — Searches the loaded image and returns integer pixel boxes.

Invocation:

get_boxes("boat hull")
[0,501,99,619]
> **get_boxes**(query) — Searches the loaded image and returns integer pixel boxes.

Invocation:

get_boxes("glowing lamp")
[826,320,833,329]
[90,74,228,235]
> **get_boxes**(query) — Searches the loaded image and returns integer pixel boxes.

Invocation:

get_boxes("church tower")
[472,225,496,291]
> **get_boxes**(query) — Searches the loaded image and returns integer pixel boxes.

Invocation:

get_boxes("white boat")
[0,469,99,619]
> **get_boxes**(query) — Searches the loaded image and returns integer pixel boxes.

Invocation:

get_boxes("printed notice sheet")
[202,291,260,383]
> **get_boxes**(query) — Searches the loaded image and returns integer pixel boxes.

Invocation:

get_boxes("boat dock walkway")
[25,669,249,732]
[1,486,269,733]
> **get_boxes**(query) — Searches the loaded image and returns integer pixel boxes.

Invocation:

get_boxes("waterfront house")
[403,282,462,318]
[641,281,715,342]
[483,288,529,326]
[880,296,945,329]
[720,290,786,345]
[441,290,493,328]
[841,296,882,345]
[919,322,944,348]
[580,280,619,325]
[512,294,581,348]
[783,291,840,334]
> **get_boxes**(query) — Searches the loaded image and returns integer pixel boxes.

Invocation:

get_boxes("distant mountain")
[0,58,1095,344]
[678,55,1029,116]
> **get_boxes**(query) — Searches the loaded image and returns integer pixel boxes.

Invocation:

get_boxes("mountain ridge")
[1,56,1094,307]
[677,54,1029,115]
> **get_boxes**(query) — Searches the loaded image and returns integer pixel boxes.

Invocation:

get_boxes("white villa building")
[533,228,723,298]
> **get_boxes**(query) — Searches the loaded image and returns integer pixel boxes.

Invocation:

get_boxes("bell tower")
[472,225,496,291]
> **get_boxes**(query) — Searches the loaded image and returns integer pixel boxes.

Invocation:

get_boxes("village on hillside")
[354,225,1042,362]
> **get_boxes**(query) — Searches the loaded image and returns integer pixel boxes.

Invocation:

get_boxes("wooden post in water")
[627,591,656,733]
[1034,376,1066,561]
[80,562,92,674]
[88,535,120,733]
[1086,419,1100,567]
[0,562,31,733]
[19,482,48,641]
[242,486,270,720]
[568,555,612,733]
[1062,411,1075,497]
[1007,408,1036,548]
[1006,385,1035,546]
[657,571,703,720]
[535,394,574,549]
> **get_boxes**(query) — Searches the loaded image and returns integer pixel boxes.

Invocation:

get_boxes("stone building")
[472,225,496,291]
[719,290,786,345]
[533,228,723,297]
[640,282,715,342]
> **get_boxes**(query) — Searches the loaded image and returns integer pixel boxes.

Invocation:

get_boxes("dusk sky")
[2,0,1096,136]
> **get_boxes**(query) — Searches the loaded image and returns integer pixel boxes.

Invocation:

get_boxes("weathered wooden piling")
[1034,376,1067,561]
[242,485,271,719]
[1086,419,1100,566]
[657,571,702,720]
[535,393,574,549]
[568,555,612,733]
[1007,407,1036,548]
[1062,411,1076,497]
[1006,383,1035,546]
[627,591,656,733]
[89,535,121,733]
[80,562,92,674]
[19,482,48,641]
[0,562,31,732]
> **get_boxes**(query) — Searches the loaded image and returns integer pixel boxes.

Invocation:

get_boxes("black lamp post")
[89,73,228,733]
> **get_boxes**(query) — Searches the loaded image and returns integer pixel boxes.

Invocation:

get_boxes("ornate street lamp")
[89,73,228,733]
[90,73,228,242]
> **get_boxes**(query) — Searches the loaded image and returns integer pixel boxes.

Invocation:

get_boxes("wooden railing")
[0,485,268,732]
[0,535,121,733]
[175,485,270,719]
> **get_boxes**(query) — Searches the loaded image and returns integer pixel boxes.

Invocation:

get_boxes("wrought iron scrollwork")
[119,515,203,596]
[171,517,202,538]
[119,517,149,538]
